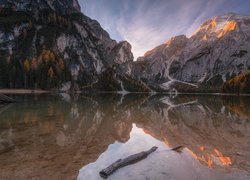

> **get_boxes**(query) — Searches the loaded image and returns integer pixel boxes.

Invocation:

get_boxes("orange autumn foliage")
[48,67,54,78]
[222,71,250,94]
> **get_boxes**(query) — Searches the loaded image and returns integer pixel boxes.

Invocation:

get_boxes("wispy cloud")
[81,0,250,59]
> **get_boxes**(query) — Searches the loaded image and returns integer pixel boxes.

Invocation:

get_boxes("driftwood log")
[99,145,184,178]
[99,146,158,178]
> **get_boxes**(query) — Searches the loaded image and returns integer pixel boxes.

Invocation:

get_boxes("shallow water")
[0,93,249,180]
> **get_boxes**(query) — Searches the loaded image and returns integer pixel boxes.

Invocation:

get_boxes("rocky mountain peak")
[0,0,81,15]
[131,13,250,93]
[0,0,138,91]
[0,4,249,94]
[71,0,81,11]
[191,13,250,42]
[165,35,188,48]
[109,41,134,65]
[141,35,188,61]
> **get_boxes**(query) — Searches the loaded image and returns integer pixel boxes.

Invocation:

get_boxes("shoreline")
[0,89,50,94]
[99,91,250,96]
[0,89,250,96]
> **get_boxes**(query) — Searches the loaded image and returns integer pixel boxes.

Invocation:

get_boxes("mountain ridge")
[131,12,250,93]
[0,1,249,93]
[0,0,138,91]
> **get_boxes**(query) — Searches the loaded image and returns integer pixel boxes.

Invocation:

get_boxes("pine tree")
[24,59,30,72]
[31,57,37,70]
[48,67,54,78]
[58,58,65,70]
[43,51,50,64]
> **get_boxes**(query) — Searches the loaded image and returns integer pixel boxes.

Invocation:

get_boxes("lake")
[0,93,249,180]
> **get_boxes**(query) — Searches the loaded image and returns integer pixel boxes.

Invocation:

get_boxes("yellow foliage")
[23,59,30,72]
[43,52,50,63]
[48,67,54,78]
[41,49,55,63]
[31,57,37,70]
[222,71,250,94]
[35,48,66,77]
[58,58,65,70]
[38,55,43,65]
[49,52,55,62]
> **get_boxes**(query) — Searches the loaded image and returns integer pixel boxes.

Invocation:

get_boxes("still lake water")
[0,93,249,180]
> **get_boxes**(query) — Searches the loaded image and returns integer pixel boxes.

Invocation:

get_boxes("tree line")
[222,71,250,94]
[0,48,71,89]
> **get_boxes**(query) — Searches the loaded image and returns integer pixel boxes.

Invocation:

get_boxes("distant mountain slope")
[131,13,250,93]
[1,3,249,94]
[0,0,137,91]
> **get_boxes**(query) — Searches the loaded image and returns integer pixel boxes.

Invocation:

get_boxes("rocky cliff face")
[0,0,136,91]
[133,13,250,93]
[0,0,81,13]
[1,3,249,93]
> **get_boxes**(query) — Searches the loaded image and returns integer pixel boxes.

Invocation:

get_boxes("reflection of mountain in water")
[0,94,249,179]
[137,95,250,171]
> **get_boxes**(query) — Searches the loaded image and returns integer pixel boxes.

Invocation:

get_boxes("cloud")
[115,0,206,59]
[81,0,250,60]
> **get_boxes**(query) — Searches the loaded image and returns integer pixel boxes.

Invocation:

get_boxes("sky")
[80,0,250,59]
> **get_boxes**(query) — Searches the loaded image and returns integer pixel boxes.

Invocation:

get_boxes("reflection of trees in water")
[221,96,250,120]
[0,94,249,179]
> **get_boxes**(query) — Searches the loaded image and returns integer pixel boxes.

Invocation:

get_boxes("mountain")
[0,0,143,91]
[1,3,249,93]
[131,13,250,93]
